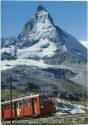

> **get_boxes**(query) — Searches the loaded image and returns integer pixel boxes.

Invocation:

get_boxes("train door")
[15,102,20,117]
[31,98,37,115]
[32,98,35,115]
[1,104,4,119]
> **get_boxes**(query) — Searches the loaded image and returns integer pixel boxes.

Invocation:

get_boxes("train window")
[4,103,15,110]
[41,96,55,105]
[44,98,46,102]
[1,105,4,114]
[4,105,7,110]
[30,99,32,106]
[41,96,46,105]
[12,103,15,109]
[19,99,30,107]
[47,97,50,103]
[29,101,31,106]
[23,99,30,107]
[47,97,55,103]
[15,102,18,108]
[34,98,37,104]
[48,97,53,103]
[4,104,10,110]
[7,104,9,110]
[1,105,4,110]
[19,101,23,107]
[42,97,46,102]
[51,97,55,103]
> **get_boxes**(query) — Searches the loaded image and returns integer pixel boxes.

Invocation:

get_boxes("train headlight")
[41,106,43,108]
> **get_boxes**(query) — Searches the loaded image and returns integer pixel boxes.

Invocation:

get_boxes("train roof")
[1,93,55,104]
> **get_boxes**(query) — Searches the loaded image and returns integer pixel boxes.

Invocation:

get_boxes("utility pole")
[10,75,13,125]
[6,76,16,124]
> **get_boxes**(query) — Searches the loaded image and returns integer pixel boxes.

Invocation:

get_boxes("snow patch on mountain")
[80,40,88,49]
[1,59,49,70]
[17,38,57,59]
[1,46,15,56]
[36,10,52,28]
[56,99,86,115]
[26,20,56,43]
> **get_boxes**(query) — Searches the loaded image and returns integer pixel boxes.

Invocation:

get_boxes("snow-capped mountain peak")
[16,5,56,49]
[37,5,47,12]
[36,5,54,25]
[1,5,87,65]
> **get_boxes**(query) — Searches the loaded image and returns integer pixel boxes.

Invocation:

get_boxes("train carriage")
[1,94,56,120]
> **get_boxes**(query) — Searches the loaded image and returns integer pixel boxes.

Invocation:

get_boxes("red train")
[1,94,56,119]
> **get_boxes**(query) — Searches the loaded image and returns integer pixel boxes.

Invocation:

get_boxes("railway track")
[2,113,88,125]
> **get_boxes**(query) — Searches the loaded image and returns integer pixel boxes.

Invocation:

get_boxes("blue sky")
[1,1,87,41]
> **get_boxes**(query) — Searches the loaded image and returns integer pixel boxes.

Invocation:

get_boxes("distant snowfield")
[80,40,88,49]
[1,59,49,70]
[1,58,77,71]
